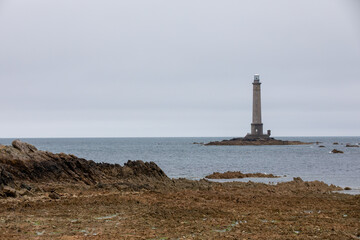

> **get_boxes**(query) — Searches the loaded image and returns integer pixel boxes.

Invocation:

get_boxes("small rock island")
[205,137,311,146]
[206,74,311,146]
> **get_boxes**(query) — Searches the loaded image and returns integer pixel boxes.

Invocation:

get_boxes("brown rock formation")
[205,171,280,179]
[0,140,168,197]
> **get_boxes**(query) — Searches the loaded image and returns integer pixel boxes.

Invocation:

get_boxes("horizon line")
[0,135,359,139]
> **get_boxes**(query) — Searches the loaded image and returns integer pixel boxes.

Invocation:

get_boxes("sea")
[0,137,359,192]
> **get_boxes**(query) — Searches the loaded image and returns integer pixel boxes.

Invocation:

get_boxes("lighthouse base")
[244,124,271,140]
[244,133,271,140]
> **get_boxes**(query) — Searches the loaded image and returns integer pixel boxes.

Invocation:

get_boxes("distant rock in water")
[205,171,280,179]
[345,144,359,148]
[331,149,344,154]
[333,142,339,145]
[205,137,312,146]
[0,140,168,197]
[319,145,326,148]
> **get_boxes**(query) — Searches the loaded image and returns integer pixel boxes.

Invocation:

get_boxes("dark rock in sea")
[331,149,344,154]
[333,142,339,145]
[344,187,352,190]
[319,145,325,148]
[205,171,280,179]
[345,144,359,148]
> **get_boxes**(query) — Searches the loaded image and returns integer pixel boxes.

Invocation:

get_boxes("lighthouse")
[245,74,271,139]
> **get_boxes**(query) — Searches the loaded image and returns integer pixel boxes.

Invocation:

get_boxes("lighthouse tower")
[245,74,271,139]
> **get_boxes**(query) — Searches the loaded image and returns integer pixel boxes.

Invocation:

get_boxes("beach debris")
[36,230,45,236]
[331,149,344,154]
[79,229,89,235]
[95,214,118,220]
[213,221,239,233]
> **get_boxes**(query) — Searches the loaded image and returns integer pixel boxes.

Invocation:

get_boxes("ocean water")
[0,137,359,189]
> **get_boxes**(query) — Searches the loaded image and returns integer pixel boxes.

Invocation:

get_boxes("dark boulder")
[331,149,344,154]
[345,144,359,148]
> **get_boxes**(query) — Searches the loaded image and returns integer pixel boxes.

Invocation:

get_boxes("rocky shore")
[0,140,168,198]
[0,140,359,239]
[206,137,312,146]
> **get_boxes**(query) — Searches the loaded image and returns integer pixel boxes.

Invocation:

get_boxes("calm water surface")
[0,137,359,189]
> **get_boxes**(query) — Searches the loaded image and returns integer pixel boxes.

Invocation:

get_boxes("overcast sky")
[0,0,359,137]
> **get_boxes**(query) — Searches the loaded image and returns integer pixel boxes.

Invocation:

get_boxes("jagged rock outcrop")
[0,140,168,197]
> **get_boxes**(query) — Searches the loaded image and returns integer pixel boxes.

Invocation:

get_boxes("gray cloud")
[0,0,359,137]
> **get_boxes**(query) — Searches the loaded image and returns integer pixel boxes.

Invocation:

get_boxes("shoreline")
[0,140,359,238]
